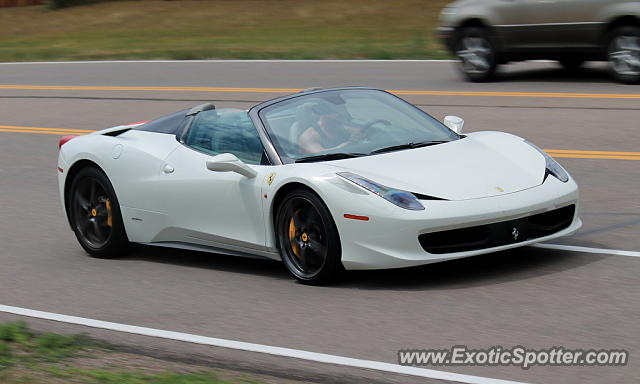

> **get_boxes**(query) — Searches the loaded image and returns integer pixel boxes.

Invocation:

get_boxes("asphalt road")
[0,60,639,384]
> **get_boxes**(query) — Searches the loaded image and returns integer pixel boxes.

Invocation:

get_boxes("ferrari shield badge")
[266,173,277,185]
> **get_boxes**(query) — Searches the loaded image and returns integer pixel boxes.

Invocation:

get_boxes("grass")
[37,368,260,384]
[0,320,93,370]
[0,321,271,384]
[0,0,450,62]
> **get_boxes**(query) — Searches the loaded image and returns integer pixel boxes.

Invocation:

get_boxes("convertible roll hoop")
[187,103,216,116]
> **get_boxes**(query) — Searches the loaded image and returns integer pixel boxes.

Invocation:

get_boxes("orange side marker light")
[344,214,369,221]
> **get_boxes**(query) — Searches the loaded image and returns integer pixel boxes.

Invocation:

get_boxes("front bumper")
[327,176,580,270]
[57,152,71,227]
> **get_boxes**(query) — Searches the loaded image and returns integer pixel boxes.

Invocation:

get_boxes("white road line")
[533,243,640,258]
[0,59,564,65]
[0,59,455,65]
[0,304,527,384]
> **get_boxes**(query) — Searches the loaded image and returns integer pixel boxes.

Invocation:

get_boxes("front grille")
[419,205,575,254]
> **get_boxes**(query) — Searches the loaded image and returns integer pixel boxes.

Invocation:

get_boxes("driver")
[298,103,363,154]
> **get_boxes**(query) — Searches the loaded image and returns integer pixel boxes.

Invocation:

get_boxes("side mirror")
[444,115,464,134]
[206,153,257,178]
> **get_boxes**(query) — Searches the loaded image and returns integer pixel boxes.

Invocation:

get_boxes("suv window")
[184,109,265,165]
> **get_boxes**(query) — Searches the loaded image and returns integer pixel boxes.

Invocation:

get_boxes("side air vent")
[102,128,130,137]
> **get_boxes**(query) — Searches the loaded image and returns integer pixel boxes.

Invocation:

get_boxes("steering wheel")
[349,118,393,144]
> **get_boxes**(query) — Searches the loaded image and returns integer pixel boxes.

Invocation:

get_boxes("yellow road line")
[545,149,640,156]
[1,84,640,100]
[0,85,303,93]
[390,90,640,99]
[0,129,89,135]
[1,125,638,160]
[546,153,640,160]
[0,125,94,134]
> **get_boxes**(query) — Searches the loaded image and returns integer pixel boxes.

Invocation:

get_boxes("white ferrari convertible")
[57,87,581,284]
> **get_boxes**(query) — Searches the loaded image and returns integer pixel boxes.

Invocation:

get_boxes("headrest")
[296,103,320,128]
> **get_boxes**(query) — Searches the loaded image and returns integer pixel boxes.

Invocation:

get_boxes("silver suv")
[438,0,640,83]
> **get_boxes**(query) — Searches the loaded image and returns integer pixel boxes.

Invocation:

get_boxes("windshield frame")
[249,87,460,165]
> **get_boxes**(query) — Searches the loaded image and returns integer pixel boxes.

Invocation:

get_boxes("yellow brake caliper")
[105,199,113,227]
[288,217,300,257]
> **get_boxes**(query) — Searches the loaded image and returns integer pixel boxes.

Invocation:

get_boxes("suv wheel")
[455,27,497,82]
[607,26,640,84]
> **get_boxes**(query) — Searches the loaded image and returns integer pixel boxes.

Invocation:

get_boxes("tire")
[454,27,498,82]
[558,58,585,71]
[275,188,343,285]
[68,167,130,258]
[607,26,640,84]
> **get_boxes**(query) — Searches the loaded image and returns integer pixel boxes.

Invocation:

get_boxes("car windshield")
[258,89,459,163]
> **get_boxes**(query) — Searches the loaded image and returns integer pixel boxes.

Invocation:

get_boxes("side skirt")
[141,241,281,261]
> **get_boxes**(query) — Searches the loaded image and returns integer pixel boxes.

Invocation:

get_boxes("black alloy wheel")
[276,189,343,284]
[68,167,130,258]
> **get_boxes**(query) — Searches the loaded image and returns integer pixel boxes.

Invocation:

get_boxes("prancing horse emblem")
[512,227,519,241]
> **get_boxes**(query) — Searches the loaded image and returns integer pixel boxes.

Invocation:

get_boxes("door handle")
[163,164,175,174]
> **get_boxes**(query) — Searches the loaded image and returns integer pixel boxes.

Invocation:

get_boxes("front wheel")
[607,26,640,84]
[454,27,498,82]
[68,167,130,258]
[275,189,343,285]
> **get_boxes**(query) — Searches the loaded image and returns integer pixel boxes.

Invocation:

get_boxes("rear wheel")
[455,27,498,82]
[275,189,343,285]
[68,167,130,258]
[607,26,640,84]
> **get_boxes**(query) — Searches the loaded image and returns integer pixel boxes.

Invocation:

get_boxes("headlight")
[524,140,569,183]
[337,172,425,211]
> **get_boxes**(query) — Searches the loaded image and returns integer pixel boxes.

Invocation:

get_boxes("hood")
[331,132,546,201]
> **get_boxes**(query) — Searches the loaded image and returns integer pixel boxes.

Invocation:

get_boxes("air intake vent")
[419,205,575,254]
